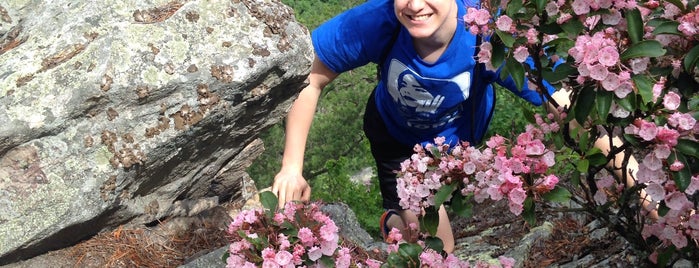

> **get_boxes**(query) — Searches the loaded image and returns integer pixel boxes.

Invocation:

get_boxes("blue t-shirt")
[312,0,549,147]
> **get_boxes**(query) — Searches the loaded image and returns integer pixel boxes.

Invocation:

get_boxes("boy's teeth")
[413,14,430,21]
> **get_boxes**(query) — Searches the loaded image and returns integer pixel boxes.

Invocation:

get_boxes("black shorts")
[363,91,414,210]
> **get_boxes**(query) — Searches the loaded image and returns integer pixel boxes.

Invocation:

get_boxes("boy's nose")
[407,0,426,11]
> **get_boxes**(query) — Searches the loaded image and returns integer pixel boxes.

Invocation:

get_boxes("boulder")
[0,0,312,264]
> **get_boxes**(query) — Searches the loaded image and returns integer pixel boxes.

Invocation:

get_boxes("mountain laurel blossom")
[465,0,699,262]
[397,122,560,216]
[225,202,366,268]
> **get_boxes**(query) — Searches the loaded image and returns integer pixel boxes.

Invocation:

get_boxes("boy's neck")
[413,25,456,63]
[411,6,458,64]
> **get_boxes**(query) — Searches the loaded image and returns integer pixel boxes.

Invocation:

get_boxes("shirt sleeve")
[311,0,400,73]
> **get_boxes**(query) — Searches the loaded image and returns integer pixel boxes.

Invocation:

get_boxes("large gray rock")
[0,0,312,264]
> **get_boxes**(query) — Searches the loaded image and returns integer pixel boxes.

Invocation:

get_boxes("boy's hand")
[271,170,311,209]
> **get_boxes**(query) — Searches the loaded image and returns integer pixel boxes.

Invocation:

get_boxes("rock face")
[0,0,312,264]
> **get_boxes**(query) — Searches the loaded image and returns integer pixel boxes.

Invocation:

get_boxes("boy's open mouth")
[408,14,432,21]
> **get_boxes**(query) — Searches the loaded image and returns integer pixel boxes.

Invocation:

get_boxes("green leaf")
[534,0,546,14]
[689,96,699,110]
[424,237,445,253]
[620,40,666,60]
[542,63,577,84]
[683,44,699,73]
[434,184,456,208]
[280,224,297,236]
[260,190,278,212]
[577,159,590,174]
[560,19,584,36]
[505,57,525,91]
[571,171,581,186]
[658,201,670,217]
[398,243,423,262]
[669,153,692,192]
[421,206,440,236]
[652,21,681,36]
[574,86,596,125]
[596,90,613,124]
[386,253,408,267]
[542,186,572,203]
[553,132,564,150]
[450,194,473,218]
[242,230,267,251]
[429,146,441,157]
[506,0,523,17]
[625,8,643,44]
[523,196,536,225]
[587,153,609,167]
[631,75,654,105]
[496,29,516,47]
[616,97,634,112]
[666,0,686,12]
[657,245,677,268]
[586,148,609,167]
[491,38,506,70]
[647,18,671,27]
[221,251,230,264]
[319,255,336,268]
[580,130,589,152]
[543,37,574,48]
[539,22,563,35]
[623,133,641,147]
[676,139,699,159]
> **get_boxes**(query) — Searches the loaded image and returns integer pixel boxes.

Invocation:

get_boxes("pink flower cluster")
[560,0,691,102]
[568,31,634,98]
[592,174,623,205]
[466,7,547,70]
[678,6,699,38]
[227,200,519,267]
[476,41,496,71]
[641,189,699,249]
[397,122,560,216]
[463,7,492,35]
[557,0,699,257]
[622,114,699,250]
[567,0,637,15]
[226,202,361,268]
[467,0,699,261]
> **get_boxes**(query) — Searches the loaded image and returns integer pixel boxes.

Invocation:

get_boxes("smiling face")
[394,0,458,42]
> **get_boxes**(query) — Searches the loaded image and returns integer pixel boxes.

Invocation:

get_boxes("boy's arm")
[271,55,338,208]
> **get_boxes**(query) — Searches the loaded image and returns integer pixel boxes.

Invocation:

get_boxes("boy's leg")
[370,144,422,243]
[550,89,659,220]
[363,92,455,252]
[394,204,454,253]
[437,205,455,253]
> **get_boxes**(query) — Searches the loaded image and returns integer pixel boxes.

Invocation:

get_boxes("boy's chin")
[408,31,436,41]
[403,27,433,38]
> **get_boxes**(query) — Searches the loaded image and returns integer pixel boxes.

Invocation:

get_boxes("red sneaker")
[379,210,399,242]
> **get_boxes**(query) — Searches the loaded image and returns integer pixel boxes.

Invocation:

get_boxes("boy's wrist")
[280,163,303,175]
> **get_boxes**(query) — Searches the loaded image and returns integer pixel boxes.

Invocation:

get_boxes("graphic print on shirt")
[386,59,471,129]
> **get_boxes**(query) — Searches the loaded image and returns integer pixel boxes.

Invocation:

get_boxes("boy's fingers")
[276,183,287,209]
[302,187,311,202]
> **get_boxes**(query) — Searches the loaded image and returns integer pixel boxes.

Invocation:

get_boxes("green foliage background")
[247,0,533,239]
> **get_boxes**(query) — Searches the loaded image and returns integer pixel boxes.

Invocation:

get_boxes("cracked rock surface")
[0,0,311,264]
